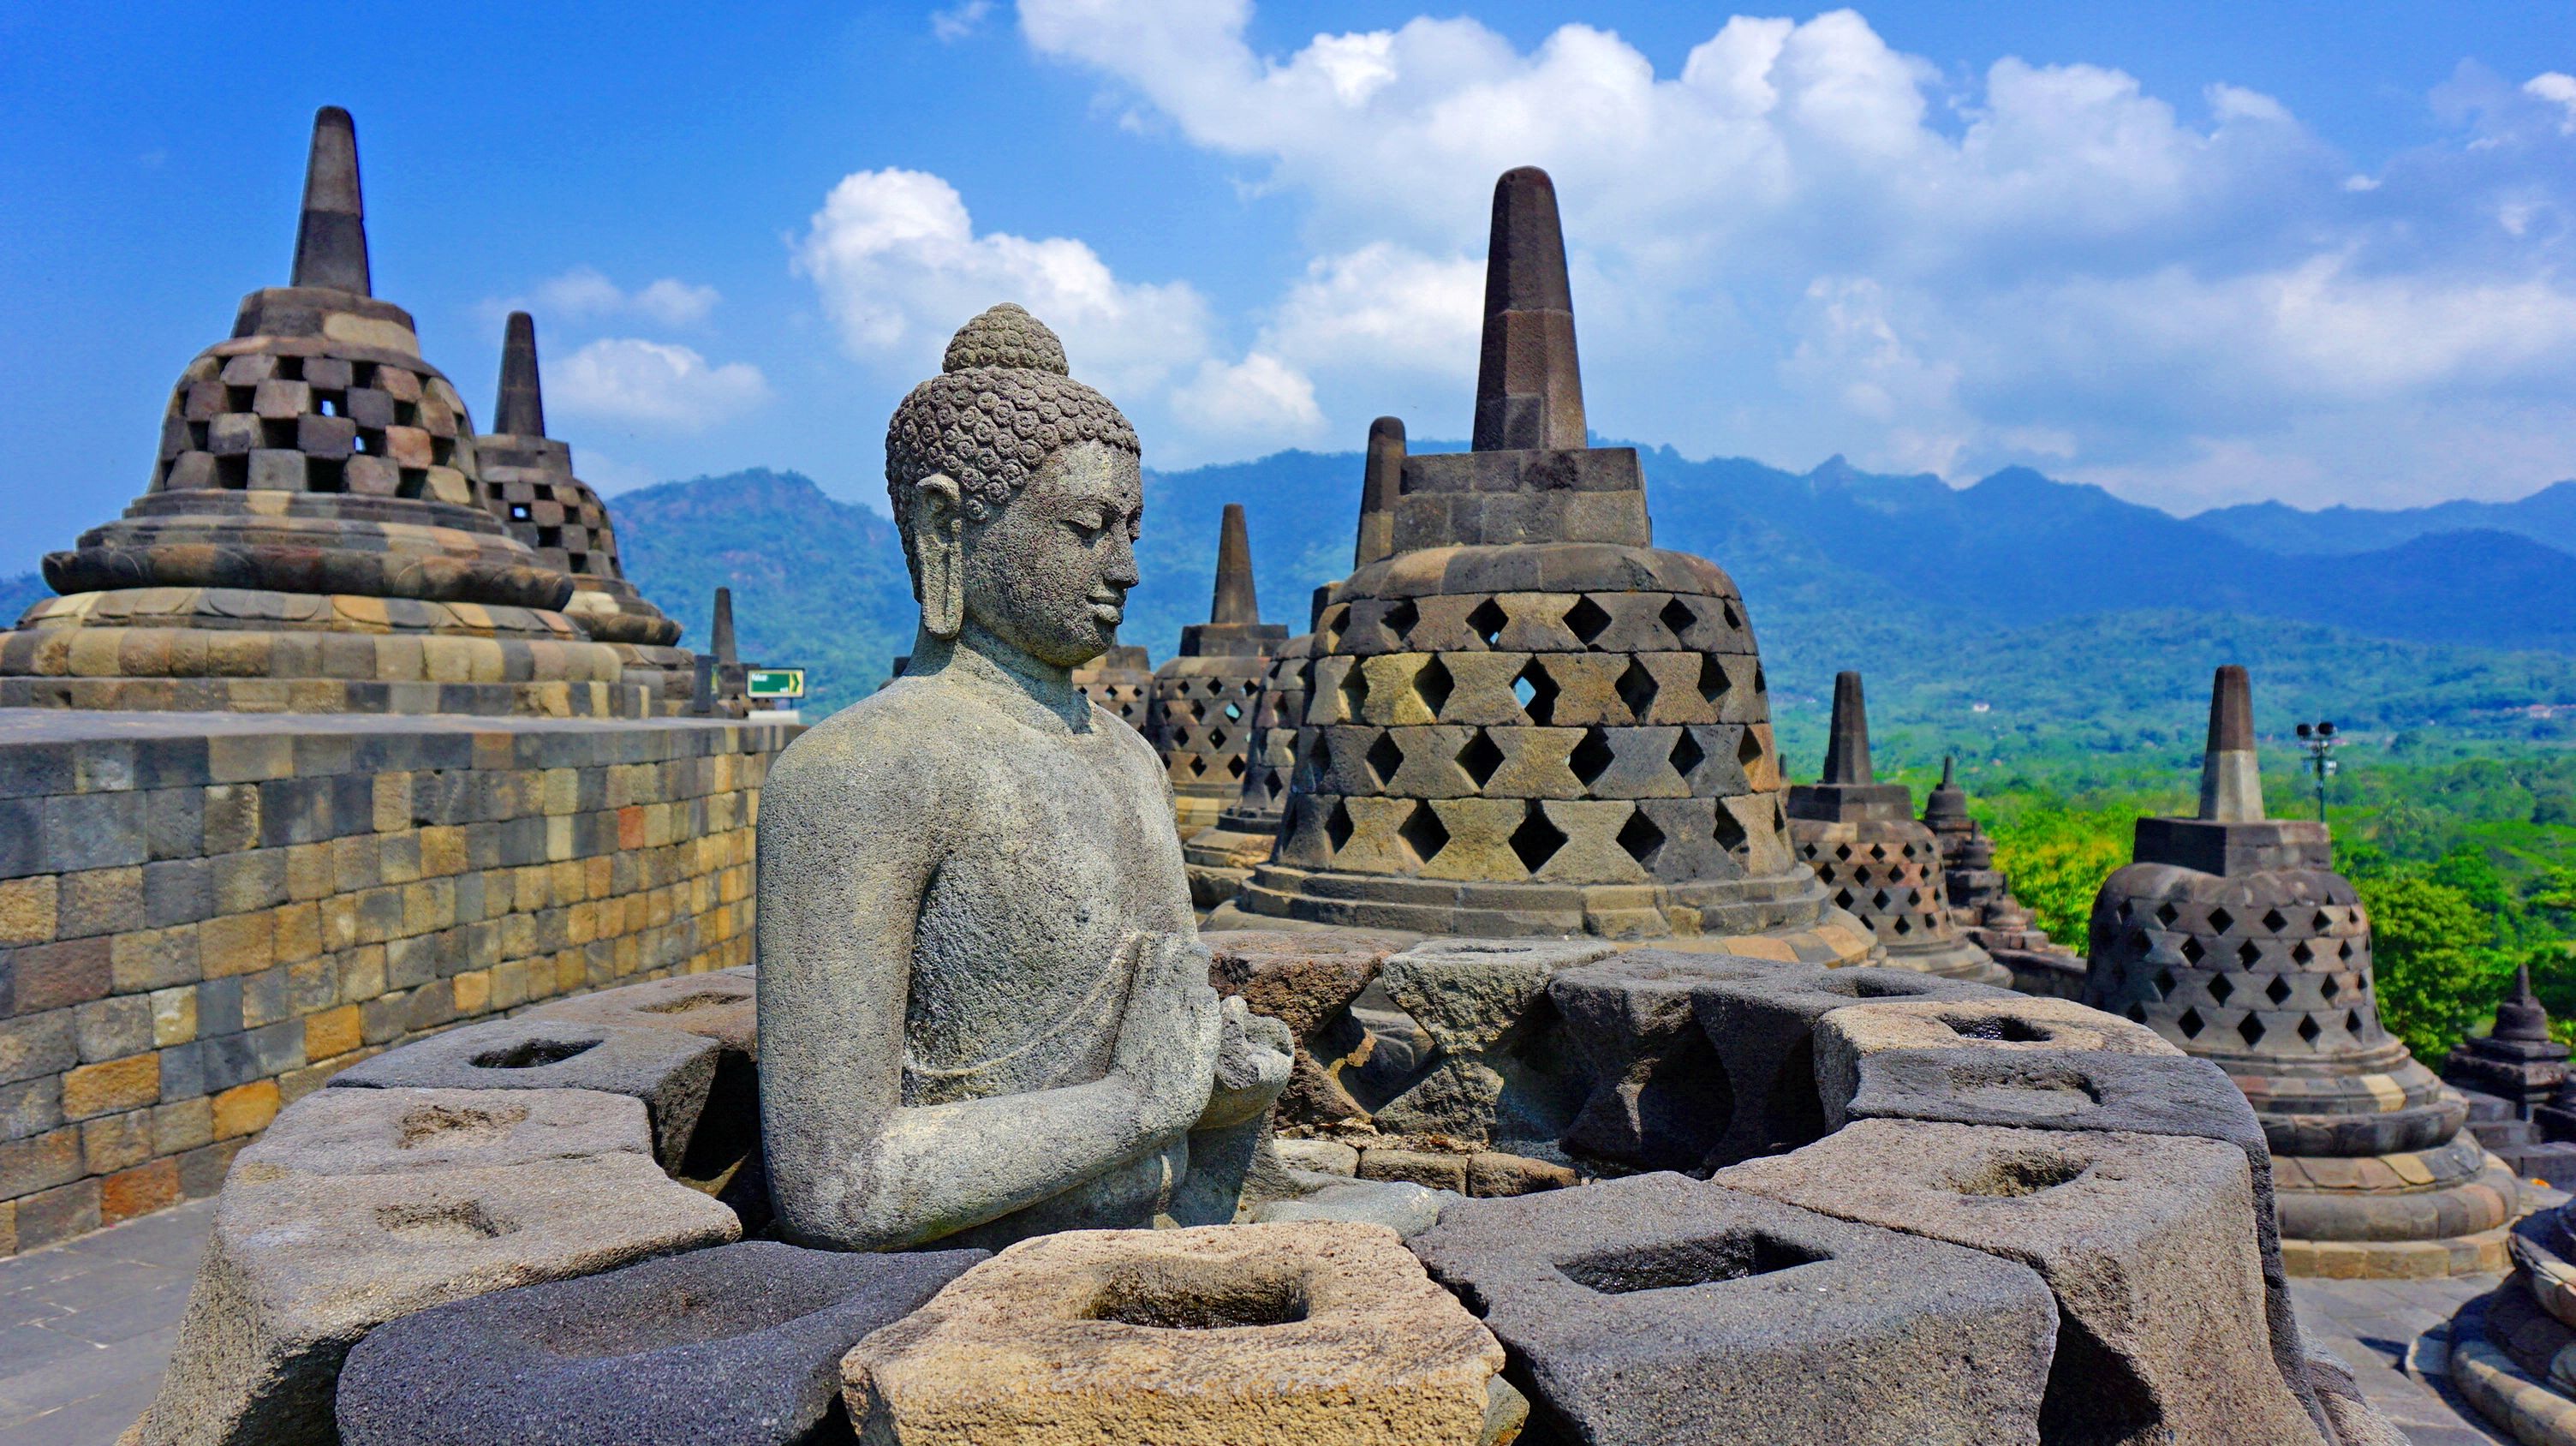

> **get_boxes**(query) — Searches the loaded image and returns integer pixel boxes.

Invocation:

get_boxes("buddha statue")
[756,304,1291,1252]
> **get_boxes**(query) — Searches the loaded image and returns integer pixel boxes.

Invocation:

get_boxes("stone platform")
[0,708,790,1258]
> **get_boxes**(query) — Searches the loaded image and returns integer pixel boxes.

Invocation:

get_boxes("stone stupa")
[1786,676,2003,983]
[2085,665,2518,1276]
[1920,755,2086,995]
[1070,645,1154,729]
[1235,167,1869,959]
[1148,503,1286,834]
[0,107,632,717]
[473,312,694,709]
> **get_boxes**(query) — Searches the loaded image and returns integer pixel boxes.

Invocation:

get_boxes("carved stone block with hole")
[1409,1171,2057,1446]
[1810,994,2181,1129]
[1203,929,1414,1128]
[233,1084,655,1180]
[842,1222,1515,1445]
[1718,1119,2329,1446]
[522,969,758,1056]
[1547,950,1810,1171]
[1368,938,1616,1144]
[329,1016,723,1168]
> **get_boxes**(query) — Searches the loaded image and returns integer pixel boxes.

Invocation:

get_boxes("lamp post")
[2294,720,2337,823]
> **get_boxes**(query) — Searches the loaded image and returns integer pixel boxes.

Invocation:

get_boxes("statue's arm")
[755,742,1213,1251]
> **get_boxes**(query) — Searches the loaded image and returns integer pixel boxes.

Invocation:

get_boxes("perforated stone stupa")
[1235,168,1869,957]
[2084,665,2517,1276]
[1149,503,1286,834]
[0,108,632,717]
[1920,756,2084,995]
[1070,644,1154,728]
[473,312,694,709]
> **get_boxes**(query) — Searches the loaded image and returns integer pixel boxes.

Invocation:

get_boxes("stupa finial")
[2197,665,2263,822]
[1471,167,1584,451]
[710,587,737,665]
[1355,417,1405,567]
[289,106,370,295]
[1822,671,1875,786]
[1211,503,1259,626]
[496,312,546,438]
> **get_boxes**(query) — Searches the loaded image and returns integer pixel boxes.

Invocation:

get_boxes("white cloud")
[931,0,992,42]
[500,266,722,328]
[550,338,770,431]
[1170,353,1324,448]
[1009,2,2576,508]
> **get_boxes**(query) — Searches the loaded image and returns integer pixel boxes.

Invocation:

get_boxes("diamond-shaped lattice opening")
[2152,967,2176,996]
[2291,941,2314,965]
[1722,601,1744,630]
[1364,732,1405,787]
[2320,974,2340,1001]
[2337,941,2354,961]
[1565,595,1612,645]
[2208,975,2233,1005]
[1324,800,1354,852]
[2346,1009,2364,1034]
[1226,756,1245,779]
[1891,914,1913,935]
[2266,976,2293,1007]
[1713,802,1749,855]
[1384,596,1418,642]
[1698,655,1730,708]
[1616,808,1666,866]
[2177,1007,2206,1038]
[1224,700,1244,722]
[1187,756,1208,777]
[1616,659,1659,720]
[1872,890,1894,911]
[2237,1015,2266,1047]
[1659,597,1696,640]
[2179,936,2205,964]
[1737,728,1762,774]
[1571,728,1615,787]
[1457,731,1504,789]
[1468,598,1508,648]
[1513,660,1558,725]
[1398,803,1449,865]
[1509,804,1567,875]
[1834,843,1854,861]
[2156,903,2179,927]
[1833,888,1857,910]
[2298,1015,2324,1047]
[2236,941,2262,968]
[1669,731,1705,779]
[2313,910,2334,931]
[1413,656,1454,716]
[1206,727,1229,750]
[2263,908,2288,933]
[1868,844,1888,862]
[1339,662,1370,722]
[2207,907,2234,935]
[2126,1003,2149,1024]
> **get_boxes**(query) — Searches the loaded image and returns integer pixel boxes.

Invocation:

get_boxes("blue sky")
[3,2,2573,576]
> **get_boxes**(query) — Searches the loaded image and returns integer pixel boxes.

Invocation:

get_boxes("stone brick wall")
[0,709,795,1256]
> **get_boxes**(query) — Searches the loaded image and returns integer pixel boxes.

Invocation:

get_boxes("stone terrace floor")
[0,1197,2527,1445]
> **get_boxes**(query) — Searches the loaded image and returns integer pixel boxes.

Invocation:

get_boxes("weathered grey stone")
[1369,936,1614,1144]
[1810,994,2181,1131]
[337,1241,984,1446]
[1206,928,1410,1128]
[126,1153,739,1446]
[328,1016,722,1168]
[1688,963,1999,1167]
[757,306,1289,1252]
[234,1084,653,1179]
[844,1222,1508,1444]
[523,969,757,1055]
[1547,949,1803,1170]
[1254,1179,1459,1238]
[1409,1171,2058,1445]
[2304,1349,2412,1446]
[1719,1118,2329,1446]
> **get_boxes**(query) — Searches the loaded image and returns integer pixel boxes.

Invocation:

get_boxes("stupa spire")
[1355,417,1404,568]
[1821,672,1875,785]
[710,587,737,665]
[1471,167,1585,451]
[2197,665,2263,822]
[1210,503,1259,626]
[289,106,371,296]
[495,312,546,438]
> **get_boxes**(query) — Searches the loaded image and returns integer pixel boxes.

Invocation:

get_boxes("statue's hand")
[1112,932,1223,1140]
[1195,996,1294,1132]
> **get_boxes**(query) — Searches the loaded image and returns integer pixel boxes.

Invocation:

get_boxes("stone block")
[1205,929,1408,1127]
[1690,964,1998,1167]
[1547,950,1801,1172]
[328,1017,723,1168]
[234,1084,655,1180]
[126,1152,739,1446]
[337,1242,985,1446]
[1371,936,1614,1144]
[521,968,756,1056]
[1718,1119,2328,1446]
[1409,1171,2057,1445]
[1810,994,2182,1130]
[844,1222,1508,1444]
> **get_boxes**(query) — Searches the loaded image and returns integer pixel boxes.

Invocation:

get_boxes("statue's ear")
[909,474,966,640]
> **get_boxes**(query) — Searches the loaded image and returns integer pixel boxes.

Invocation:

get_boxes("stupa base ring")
[2274,1138,2520,1277]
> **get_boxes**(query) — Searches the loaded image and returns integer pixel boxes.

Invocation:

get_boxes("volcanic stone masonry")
[1148,502,1286,835]
[1787,673,2005,984]
[473,312,696,711]
[1180,627,1313,908]
[0,108,792,1260]
[2084,664,2519,1277]
[1070,644,1154,729]
[1920,756,2087,997]
[0,108,639,720]
[1233,167,1875,958]
[2443,965,2576,1187]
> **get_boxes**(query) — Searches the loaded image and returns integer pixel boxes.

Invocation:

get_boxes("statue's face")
[962,440,1143,669]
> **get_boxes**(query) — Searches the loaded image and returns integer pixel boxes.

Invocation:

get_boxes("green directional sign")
[745,668,806,699]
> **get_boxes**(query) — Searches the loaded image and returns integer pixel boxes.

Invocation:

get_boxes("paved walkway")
[0,1199,2538,1445]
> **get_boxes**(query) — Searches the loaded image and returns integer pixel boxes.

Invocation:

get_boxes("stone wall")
[0,709,793,1256]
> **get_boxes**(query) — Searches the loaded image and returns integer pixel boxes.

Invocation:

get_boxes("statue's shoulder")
[770,679,993,792]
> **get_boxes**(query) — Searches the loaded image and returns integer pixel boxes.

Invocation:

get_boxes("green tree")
[1987,807,2132,947]
[2354,872,2513,1066]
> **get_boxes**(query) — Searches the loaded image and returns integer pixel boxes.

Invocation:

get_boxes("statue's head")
[886,305,1143,670]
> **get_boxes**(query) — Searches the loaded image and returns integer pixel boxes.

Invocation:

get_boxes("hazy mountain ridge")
[2190,480,2576,557]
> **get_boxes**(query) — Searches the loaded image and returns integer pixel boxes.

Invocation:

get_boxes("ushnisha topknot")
[886,303,1137,525]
